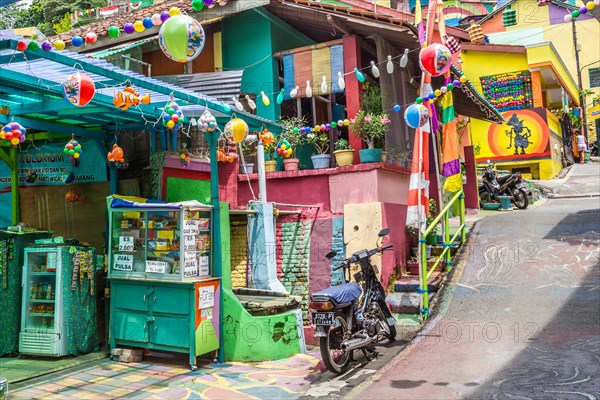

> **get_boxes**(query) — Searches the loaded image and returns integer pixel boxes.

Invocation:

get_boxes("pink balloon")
[151,13,162,26]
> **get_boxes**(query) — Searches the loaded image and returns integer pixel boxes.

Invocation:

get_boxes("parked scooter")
[479,161,529,209]
[309,228,396,374]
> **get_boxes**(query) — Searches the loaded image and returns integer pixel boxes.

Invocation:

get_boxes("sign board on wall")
[0,138,107,187]
[476,108,551,163]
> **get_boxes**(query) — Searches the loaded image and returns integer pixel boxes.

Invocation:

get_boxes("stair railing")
[419,190,466,319]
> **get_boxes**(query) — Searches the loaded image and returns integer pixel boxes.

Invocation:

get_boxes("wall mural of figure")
[505,113,532,155]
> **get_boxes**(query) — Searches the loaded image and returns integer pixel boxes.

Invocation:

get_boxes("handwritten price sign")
[119,236,135,252]
[114,254,133,271]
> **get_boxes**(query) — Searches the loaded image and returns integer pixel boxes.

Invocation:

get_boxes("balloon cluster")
[258,129,275,145]
[180,148,190,167]
[276,140,293,158]
[217,148,236,163]
[25,170,38,183]
[63,139,83,160]
[1,122,26,146]
[198,109,217,132]
[162,100,184,131]
[481,72,533,112]
[563,1,598,22]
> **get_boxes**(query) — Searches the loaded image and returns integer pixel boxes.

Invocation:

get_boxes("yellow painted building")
[460,42,579,179]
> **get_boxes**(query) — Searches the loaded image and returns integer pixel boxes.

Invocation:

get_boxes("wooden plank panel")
[294,51,313,98]
[18,179,139,250]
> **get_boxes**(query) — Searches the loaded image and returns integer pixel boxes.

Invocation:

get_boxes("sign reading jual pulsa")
[0,139,107,186]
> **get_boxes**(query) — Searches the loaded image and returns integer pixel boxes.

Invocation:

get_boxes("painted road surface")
[349,165,600,399]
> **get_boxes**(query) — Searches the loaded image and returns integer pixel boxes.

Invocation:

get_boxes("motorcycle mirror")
[378,228,390,237]
[487,159,491,163]
[325,251,337,259]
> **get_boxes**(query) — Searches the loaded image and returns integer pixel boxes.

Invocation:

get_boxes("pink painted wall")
[329,171,379,214]
[377,170,410,205]
[309,217,333,295]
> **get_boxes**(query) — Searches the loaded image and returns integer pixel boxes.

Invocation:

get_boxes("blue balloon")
[404,103,429,129]
[393,104,401,112]
[142,17,154,29]
[3,126,11,132]
[71,36,83,47]
[163,114,171,121]
[428,93,436,100]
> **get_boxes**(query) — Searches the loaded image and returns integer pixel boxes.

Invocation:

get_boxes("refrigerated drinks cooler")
[19,245,98,357]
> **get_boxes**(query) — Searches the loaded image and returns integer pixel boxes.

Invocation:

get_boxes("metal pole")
[257,141,267,202]
[10,146,18,225]
[203,131,223,362]
[572,20,588,141]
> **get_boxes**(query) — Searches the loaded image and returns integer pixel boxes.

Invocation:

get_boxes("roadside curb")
[548,193,600,199]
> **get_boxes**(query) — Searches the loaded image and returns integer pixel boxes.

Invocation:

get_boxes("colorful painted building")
[460,42,579,178]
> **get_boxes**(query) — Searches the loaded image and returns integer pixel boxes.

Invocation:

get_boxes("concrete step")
[385,291,437,314]
[393,270,445,293]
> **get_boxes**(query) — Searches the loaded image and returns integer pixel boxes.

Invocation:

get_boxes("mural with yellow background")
[475,108,551,163]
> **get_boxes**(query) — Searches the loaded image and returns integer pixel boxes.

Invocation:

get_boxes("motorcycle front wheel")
[511,188,529,209]
[320,313,351,374]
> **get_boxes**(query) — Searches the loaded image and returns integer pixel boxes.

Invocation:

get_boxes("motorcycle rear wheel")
[320,313,351,374]
[512,188,529,209]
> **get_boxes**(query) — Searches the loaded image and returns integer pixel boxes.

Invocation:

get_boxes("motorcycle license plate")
[313,312,334,326]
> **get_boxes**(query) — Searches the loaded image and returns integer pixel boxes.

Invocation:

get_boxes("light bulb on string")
[371,61,380,78]
[276,89,285,104]
[260,91,270,106]
[354,68,366,83]
[220,101,231,112]
[321,76,328,93]
[245,95,256,110]
[400,49,409,68]
[386,55,394,74]
[232,96,244,111]
[290,85,299,98]
[306,81,313,98]
[190,118,197,127]
[337,72,346,90]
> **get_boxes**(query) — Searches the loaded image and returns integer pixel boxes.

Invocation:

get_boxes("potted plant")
[264,143,277,172]
[306,128,331,169]
[349,109,391,163]
[333,138,354,166]
[426,199,439,245]
[279,116,305,171]
[407,256,420,275]
[239,139,255,174]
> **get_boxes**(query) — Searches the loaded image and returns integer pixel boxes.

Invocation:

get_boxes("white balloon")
[151,14,162,26]
[564,13,573,22]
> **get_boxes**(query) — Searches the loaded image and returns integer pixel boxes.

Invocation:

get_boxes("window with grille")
[589,68,600,88]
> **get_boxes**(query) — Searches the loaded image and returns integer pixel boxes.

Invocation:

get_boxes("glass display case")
[108,204,213,281]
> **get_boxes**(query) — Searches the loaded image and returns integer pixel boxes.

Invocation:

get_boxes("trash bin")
[584,150,591,163]
[498,195,513,211]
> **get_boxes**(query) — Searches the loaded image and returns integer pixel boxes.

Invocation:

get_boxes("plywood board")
[18,179,139,251]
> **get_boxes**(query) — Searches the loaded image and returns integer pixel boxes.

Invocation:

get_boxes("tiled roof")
[50,0,231,44]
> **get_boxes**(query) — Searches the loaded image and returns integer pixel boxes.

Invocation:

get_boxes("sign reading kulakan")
[0,138,107,186]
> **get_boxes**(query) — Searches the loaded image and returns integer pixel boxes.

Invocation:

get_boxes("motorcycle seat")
[312,282,362,305]
[496,175,510,184]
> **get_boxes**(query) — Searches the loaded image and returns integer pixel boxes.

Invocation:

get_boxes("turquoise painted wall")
[221,8,314,121]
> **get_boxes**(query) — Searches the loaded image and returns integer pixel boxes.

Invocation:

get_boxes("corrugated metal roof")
[91,38,156,59]
[155,70,244,102]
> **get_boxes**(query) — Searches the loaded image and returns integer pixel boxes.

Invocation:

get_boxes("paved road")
[348,165,600,399]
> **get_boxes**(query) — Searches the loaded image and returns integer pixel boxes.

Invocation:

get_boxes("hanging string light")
[290,86,299,98]
[354,68,366,83]
[337,72,346,90]
[245,95,256,110]
[386,55,394,74]
[400,49,409,68]
[232,96,244,111]
[321,76,328,93]
[276,89,285,104]
[306,81,313,98]
[260,91,270,106]
[371,61,380,78]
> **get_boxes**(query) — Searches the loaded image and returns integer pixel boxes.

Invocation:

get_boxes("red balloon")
[12,130,20,138]
[17,41,27,51]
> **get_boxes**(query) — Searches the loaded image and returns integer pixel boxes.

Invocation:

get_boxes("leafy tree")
[53,12,72,34]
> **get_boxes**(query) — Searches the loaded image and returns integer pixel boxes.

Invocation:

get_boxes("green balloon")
[192,0,204,11]
[28,41,39,50]
[75,145,81,152]
[108,26,120,38]
[161,15,190,62]
[331,122,337,129]
[68,149,75,156]
[167,107,175,115]
[63,148,69,155]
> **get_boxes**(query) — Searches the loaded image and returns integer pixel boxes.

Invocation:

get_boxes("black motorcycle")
[479,162,529,209]
[309,228,396,374]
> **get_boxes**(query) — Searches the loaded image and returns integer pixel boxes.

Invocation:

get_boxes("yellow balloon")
[0,132,5,140]
[459,76,467,83]
[167,120,175,129]
[180,153,186,159]
[54,40,66,50]
[435,90,441,97]
[134,21,145,33]
[231,118,248,144]
[169,7,181,16]
[280,144,287,151]
[73,152,80,159]
[10,137,19,146]
[343,119,350,126]
[586,2,595,10]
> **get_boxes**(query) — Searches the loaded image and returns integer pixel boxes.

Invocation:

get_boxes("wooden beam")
[8,99,68,115]
[0,115,106,140]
